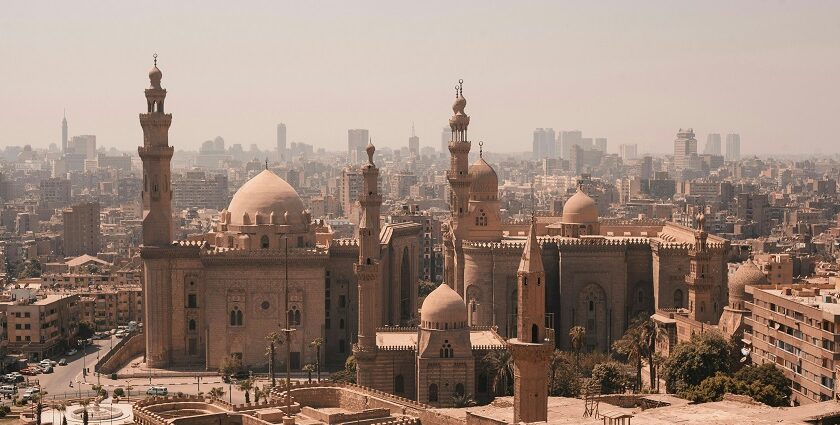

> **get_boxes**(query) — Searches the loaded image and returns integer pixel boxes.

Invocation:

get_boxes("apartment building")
[3,294,80,360]
[77,286,143,330]
[746,282,840,404]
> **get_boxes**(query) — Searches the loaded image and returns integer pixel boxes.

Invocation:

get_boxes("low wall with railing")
[95,330,144,375]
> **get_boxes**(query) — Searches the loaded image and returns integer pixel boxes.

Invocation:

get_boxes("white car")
[146,386,168,396]
[21,387,39,402]
[65,349,78,356]
[0,385,16,395]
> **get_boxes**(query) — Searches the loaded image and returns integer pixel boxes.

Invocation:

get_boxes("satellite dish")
[741,347,752,356]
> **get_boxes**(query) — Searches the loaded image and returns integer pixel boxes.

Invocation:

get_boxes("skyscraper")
[673,128,698,172]
[348,129,369,164]
[408,123,420,157]
[276,123,286,160]
[594,137,607,153]
[619,143,638,161]
[704,133,721,155]
[61,111,68,153]
[726,133,741,161]
[532,128,555,159]
[559,130,582,160]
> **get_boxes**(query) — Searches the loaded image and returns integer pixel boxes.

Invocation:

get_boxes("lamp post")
[280,232,296,419]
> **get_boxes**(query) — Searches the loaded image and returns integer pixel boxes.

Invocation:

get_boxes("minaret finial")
[458,79,464,97]
[479,141,484,158]
[153,53,158,67]
[265,158,269,170]
[531,181,536,219]
[366,138,376,166]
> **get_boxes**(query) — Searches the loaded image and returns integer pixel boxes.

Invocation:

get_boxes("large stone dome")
[562,188,598,224]
[469,157,498,195]
[226,170,305,226]
[729,261,768,302]
[420,284,467,327]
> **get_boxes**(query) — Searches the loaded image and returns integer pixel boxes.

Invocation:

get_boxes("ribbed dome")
[227,170,305,226]
[420,284,467,326]
[469,157,498,195]
[729,261,768,301]
[562,189,598,224]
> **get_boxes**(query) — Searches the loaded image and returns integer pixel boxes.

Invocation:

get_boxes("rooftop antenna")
[531,181,536,219]
[265,158,269,170]
[411,122,416,137]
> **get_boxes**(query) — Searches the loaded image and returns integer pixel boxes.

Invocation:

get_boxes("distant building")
[673,128,698,172]
[97,153,132,170]
[594,137,607,153]
[408,124,420,157]
[348,129,369,164]
[276,123,287,159]
[559,130,582,160]
[68,135,97,159]
[532,128,555,159]
[62,202,101,257]
[704,133,722,155]
[726,133,741,161]
[61,112,68,153]
[620,144,638,161]
[341,166,363,216]
[172,170,229,211]
[39,177,71,208]
[440,127,450,154]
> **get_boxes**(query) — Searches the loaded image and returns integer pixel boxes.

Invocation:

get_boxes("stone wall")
[95,331,145,375]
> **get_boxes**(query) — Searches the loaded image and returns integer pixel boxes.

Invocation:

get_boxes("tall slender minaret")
[61,110,68,153]
[139,54,174,247]
[354,141,381,385]
[446,79,472,295]
[139,54,175,368]
[508,217,551,423]
[686,212,717,323]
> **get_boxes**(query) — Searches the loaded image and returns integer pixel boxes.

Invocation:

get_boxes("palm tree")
[613,325,644,392]
[309,337,324,382]
[208,387,225,401]
[80,399,90,425]
[302,364,316,383]
[238,379,254,404]
[482,350,513,397]
[57,402,67,425]
[253,386,262,404]
[569,326,586,369]
[265,332,283,387]
[639,318,666,392]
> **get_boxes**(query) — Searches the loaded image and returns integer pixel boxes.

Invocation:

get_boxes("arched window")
[188,319,196,331]
[589,300,594,312]
[440,341,453,358]
[394,375,405,394]
[288,308,301,326]
[455,383,465,397]
[531,323,539,343]
[428,384,438,402]
[260,235,270,249]
[236,308,243,326]
[230,308,237,326]
[674,289,684,309]
[294,309,301,325]
[700,301,705,313]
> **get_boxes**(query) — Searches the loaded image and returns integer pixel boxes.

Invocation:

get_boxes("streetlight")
[280,232,296,419]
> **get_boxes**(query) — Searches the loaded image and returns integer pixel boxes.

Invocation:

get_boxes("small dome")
[729,261,768,301]
[469,157,498,195]
[227,170,305,226]
[148,66,162,88]
[452,95,467,115]
[562,189,598,224]
[420,284,467,326]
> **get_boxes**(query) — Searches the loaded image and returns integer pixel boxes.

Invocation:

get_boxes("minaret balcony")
[138,146,174,158]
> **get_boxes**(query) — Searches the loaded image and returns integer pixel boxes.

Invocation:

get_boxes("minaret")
[354,141,381,385]
[508,217,551,423]
[139,53,174,247]
[446,79,472,295]
[686,212,717,323]
[61,110,68,153]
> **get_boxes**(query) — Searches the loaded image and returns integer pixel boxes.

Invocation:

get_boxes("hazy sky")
[2,1,839,155]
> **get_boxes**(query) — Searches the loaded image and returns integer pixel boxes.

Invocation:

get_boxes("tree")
[17,259,42,279]
[418,280,439,298]
[77,322,96,340]
[329,355,357,384]
[612,325,644,392]
[56,403,67,425]
[113,388,125,398]
[569,326,586,369]
[208,387,226,400]
[238,379,254,404]
[639,318,666,392]
[309,337,324,382]
[549,350,581,397]
[253,386,262,404]
[35,396,43,425]
[265,332,283,387]
[482,350,513,396]
[302,364,316,383]
[681,365,791,407]
[80,399,90,425]
[662,331,734,393]
[219,355,244,377]
[591,362,630,395]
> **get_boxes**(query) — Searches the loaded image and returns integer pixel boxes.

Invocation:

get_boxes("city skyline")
[2,1,839,154]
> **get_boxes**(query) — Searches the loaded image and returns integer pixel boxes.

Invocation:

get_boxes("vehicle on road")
[40,365,53,374]
[20,368,39,376]
[58,358,67,366]
[65,349,78,356]
[4,373,23,383]
[0,385,17,395]
[146,386,168,396]
[21,387,40,402]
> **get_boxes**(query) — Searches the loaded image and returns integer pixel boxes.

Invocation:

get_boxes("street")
[31,335,120,400]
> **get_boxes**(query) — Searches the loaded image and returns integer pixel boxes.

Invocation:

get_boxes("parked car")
[20,368,39,376]
[146,386,168,396]
[0,385,17,395]
[21,387,40,402]
[65,349,78,356]
[58,358,67,366]
[40,365,53,374]
[4,373,23,383]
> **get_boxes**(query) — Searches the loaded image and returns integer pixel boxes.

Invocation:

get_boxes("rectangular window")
[187,294,197,308]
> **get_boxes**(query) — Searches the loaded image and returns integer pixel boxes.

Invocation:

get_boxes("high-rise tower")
[276,123,287,160]
[354,141,381,385]
[446,80,472,295]
[61,111,68,153]
[508,217,551,423]
[139,54,174,247]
